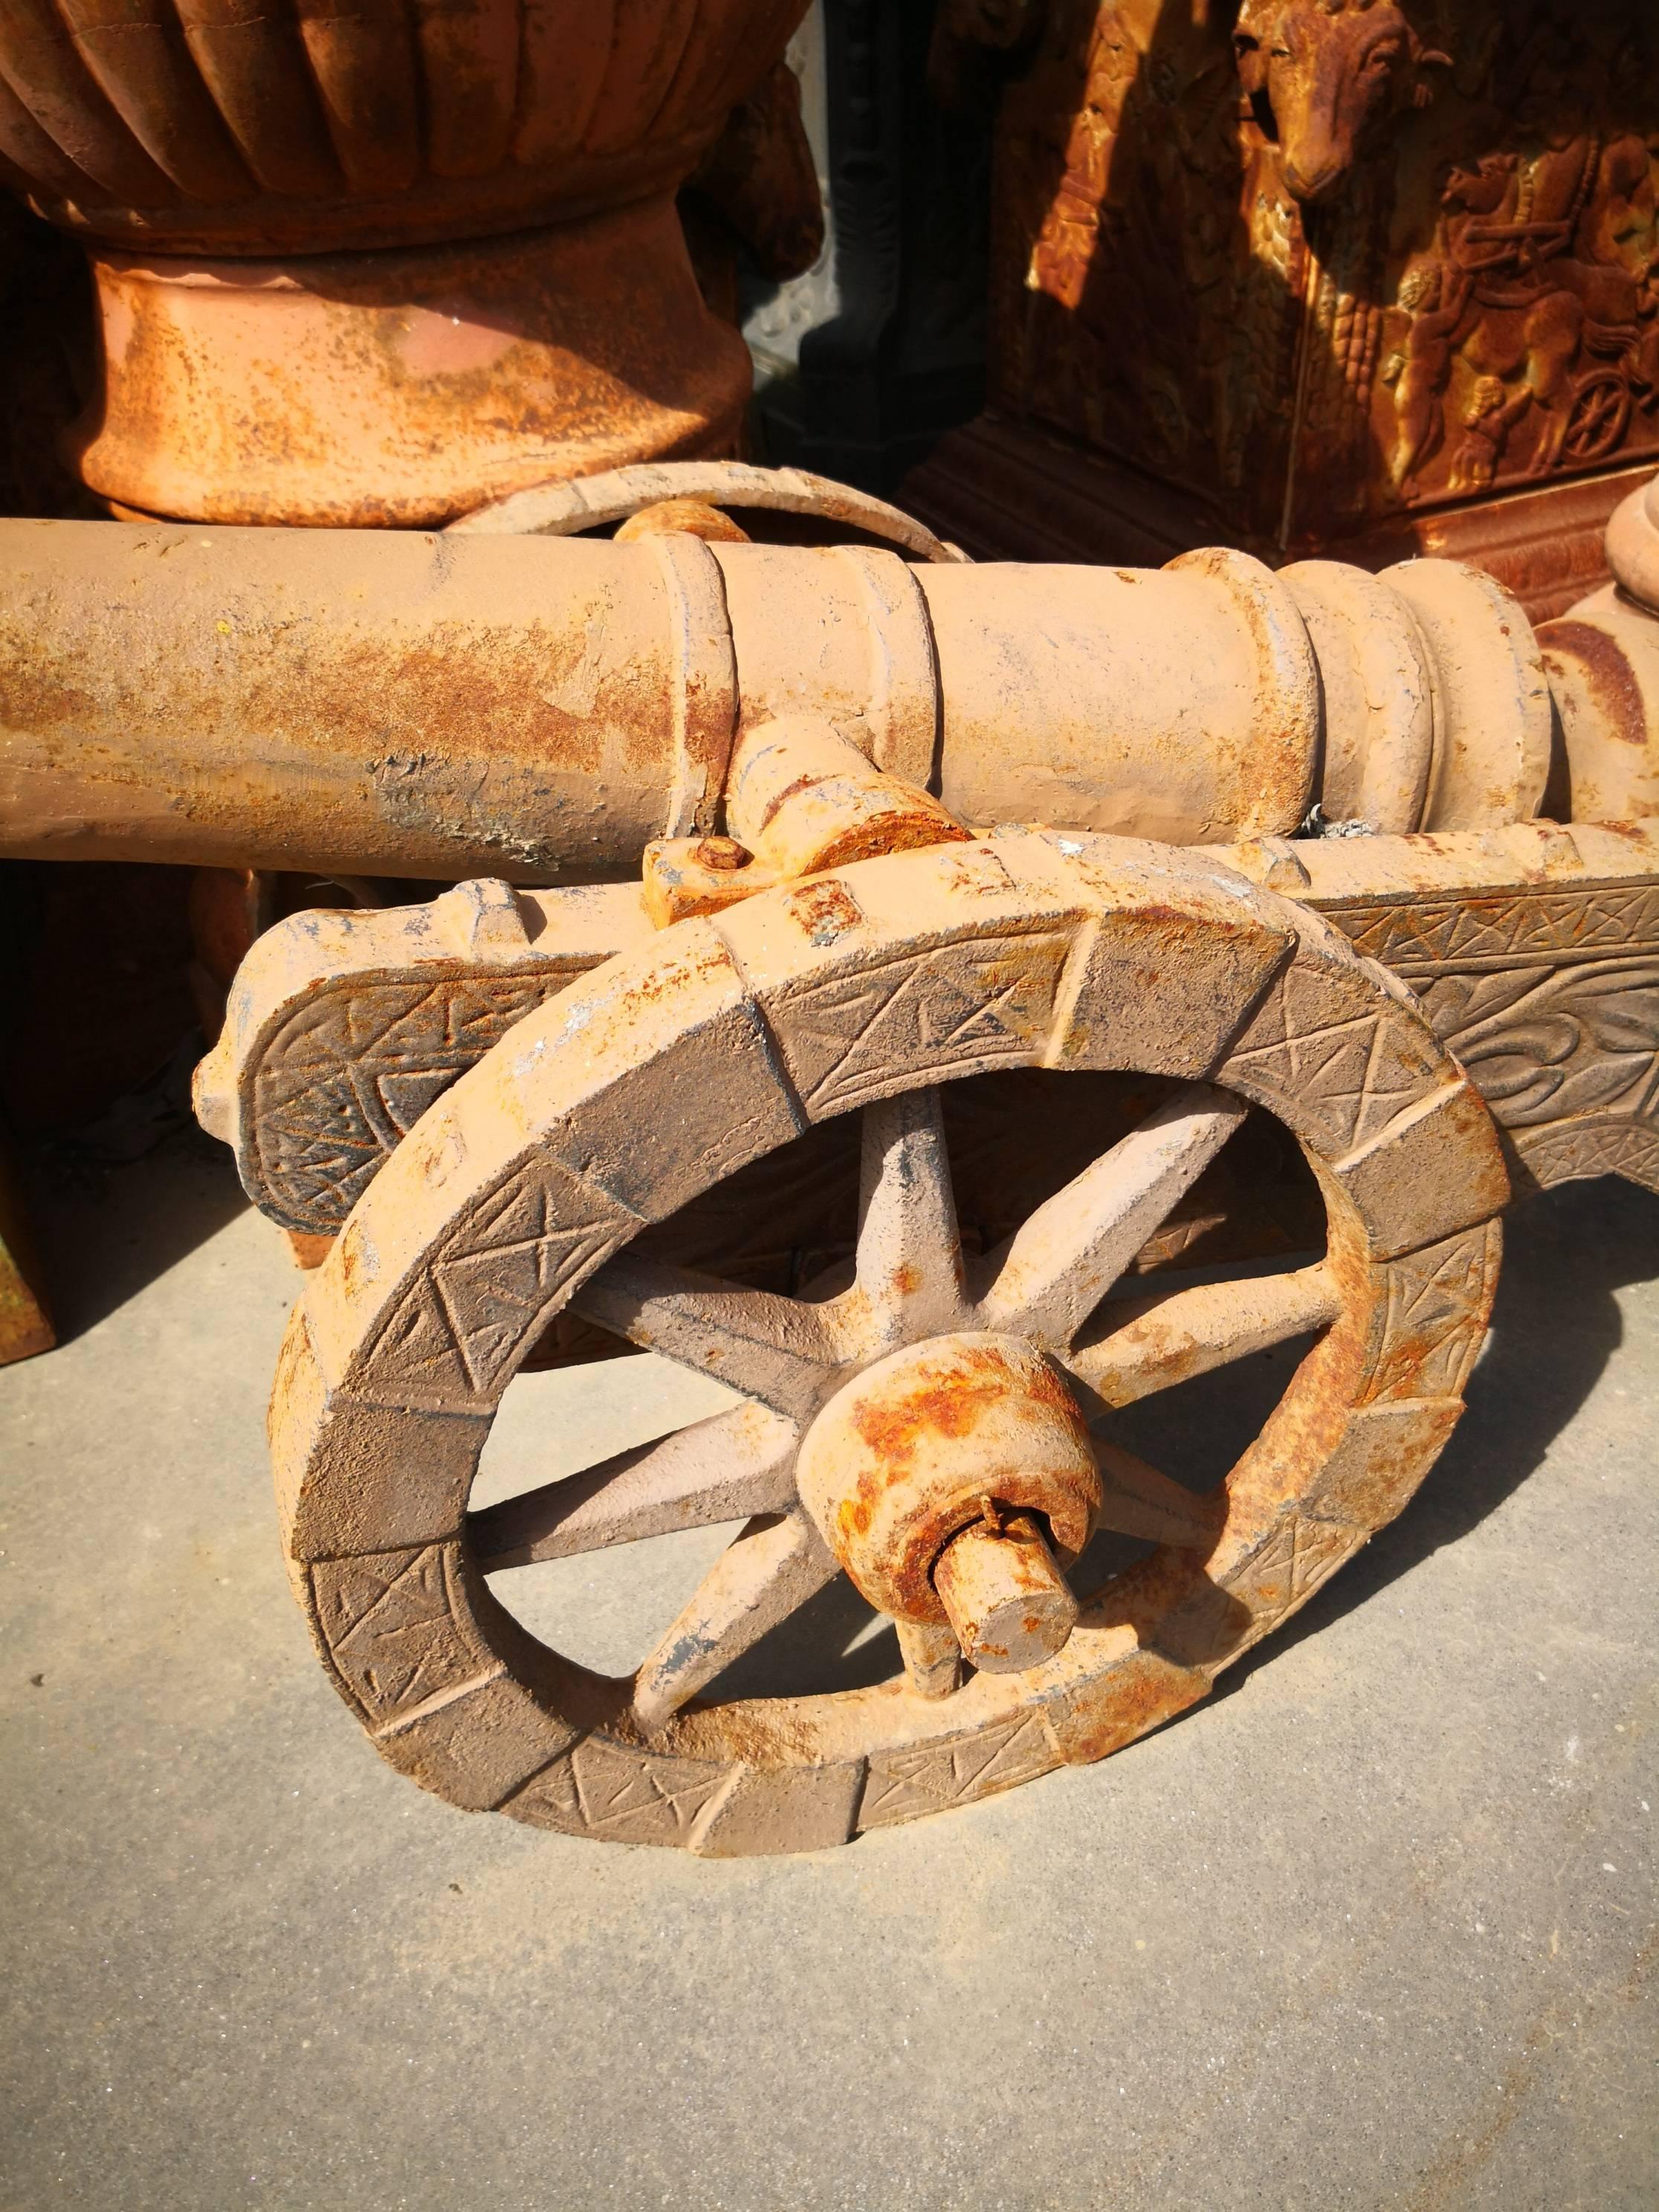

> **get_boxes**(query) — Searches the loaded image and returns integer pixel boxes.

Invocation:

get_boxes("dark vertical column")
[751,0,995,494]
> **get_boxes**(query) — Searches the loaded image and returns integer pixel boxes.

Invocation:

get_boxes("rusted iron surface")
[74,204,754,527]
[1603,473,1659,615]
[1381,557,1555,831]
[0,0,810,256]
[0,512,1556,876]
[641,838,777,928]
[724,714,972,879]
[1249,817,1659,1197]
[796,1322,1105,1626]
[1278,560,1435,834]
[0,524,693,877]
[169,449,1657,1249]
[1538,609,1659,825]
[265,830,1508,1848]
[933,1509,1080,1675]
[193,881,653,1232]
[613,498,752,546]
[918,546,1325,842]
[198,812,1659,1287]
[0,1,813,520]
[1529,473,1659,820]
[154,466,1655,1849]
[893,1617,963,1703]
[1231,0,1452,209]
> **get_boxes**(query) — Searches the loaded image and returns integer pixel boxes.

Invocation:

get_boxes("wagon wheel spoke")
[850,1085,967,1351]
[571,1252,845,1419]
[976,1082,1249,1347]
[467,1402,800,1570]
[1092,1440,1228,1550]
[1066,1262,1340,1408]
[632,1507,839,1734]
[895,1617,963,1701]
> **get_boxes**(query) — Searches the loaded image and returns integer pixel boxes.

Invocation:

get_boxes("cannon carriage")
[5,459,1655,1853]
[1,0,1655,1855]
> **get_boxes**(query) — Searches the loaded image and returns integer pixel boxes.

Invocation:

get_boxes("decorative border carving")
[1311,861,1659,1192]
[251,969,586,1233]
[1317,879,1659,976]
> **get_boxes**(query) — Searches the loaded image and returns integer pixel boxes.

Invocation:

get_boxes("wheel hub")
[795,1330,1102,1667]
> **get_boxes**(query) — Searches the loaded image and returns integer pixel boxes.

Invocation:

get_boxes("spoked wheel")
[1559,370,1631,468]
[274,835,1507,1854]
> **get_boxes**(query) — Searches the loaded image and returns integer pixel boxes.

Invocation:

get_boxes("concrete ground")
[1,1131,1655,2212]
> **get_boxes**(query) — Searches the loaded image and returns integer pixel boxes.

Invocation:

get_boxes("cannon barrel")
[0,517,1556,879]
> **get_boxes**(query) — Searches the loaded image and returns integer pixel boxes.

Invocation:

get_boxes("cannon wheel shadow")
[1213,1171,1659,1698]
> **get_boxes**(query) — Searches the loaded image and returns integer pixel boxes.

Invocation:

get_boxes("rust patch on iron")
[759,772,823,832]
[848,1356,1009,1471]
[784,879,864,945]
[1542,621,1646,748]
[1059,1655,1208,1766]
[835,1348,1015,1564]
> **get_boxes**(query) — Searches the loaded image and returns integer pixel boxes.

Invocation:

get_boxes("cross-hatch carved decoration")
[1317,874,1659,1192]
[252,970,588,1233]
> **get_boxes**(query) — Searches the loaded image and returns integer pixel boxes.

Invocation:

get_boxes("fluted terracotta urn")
[0,1,808,524]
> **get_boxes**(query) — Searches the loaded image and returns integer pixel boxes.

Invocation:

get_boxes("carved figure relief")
[990,1,1659,544]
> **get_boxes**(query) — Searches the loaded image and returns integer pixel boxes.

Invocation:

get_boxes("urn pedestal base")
[71,195,751,529]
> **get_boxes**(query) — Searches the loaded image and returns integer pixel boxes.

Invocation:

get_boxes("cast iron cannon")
[3,463,1655,1852]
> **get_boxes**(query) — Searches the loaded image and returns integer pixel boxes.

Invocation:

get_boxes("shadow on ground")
[721,1174,1655,1707]
[1220,1172,1659,1692]
[27,1121,250,1339]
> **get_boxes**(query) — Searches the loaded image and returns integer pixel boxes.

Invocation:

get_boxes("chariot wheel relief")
[1560,370,1631,468]
[273,836,1507,1854]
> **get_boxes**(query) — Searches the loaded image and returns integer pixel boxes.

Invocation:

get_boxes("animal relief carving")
[987,1,1659,546]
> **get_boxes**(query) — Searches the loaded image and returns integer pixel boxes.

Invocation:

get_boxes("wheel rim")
[274,834,1507,1852]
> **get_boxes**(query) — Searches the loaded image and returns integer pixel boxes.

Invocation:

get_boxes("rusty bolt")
[693,836,754,872]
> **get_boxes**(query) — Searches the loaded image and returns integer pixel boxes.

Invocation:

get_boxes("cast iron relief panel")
[360,1157,639,1408]
[991,0,1659,543]
[249,968,596,1233]
[508,1739,734,1846]
[1359,1222,1498,1405]
[312,1545,494,1733]
[1316,876,1659,1190]
[1220,956,1448,1156]
[858,1707,1062,1827]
